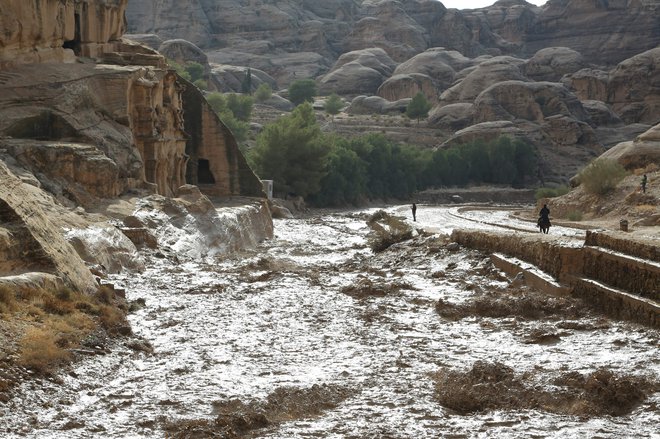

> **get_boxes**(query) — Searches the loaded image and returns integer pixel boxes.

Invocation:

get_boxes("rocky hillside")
[125,0,660,186]
[0,0,270,294]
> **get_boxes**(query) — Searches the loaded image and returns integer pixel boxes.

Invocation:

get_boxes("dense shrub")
[579,159,627,195]
[255,83,272,102]
[288,79,317,106]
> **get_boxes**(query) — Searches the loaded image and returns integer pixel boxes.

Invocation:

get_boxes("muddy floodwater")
[1,205,658,438]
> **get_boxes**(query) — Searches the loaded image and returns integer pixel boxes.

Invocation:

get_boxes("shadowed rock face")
[523,0,660,66]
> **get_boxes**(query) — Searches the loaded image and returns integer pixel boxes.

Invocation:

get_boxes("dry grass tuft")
[18,327,70,372]
[0,285,17,315]
[433,362,657,417]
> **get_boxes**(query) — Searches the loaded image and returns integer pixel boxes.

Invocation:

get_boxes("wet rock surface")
[0,206,658,437]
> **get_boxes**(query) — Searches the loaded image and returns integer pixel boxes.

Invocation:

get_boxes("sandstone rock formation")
[344,0,428,61]
[522,47,585,82]
[210,65,277,94]
[0,0,271,295]
[439,56,528,104]
[347,95,410,115]
[600,123,660,170]
[0,161,97,293]
[158,39,209,66]
[181,78,265,198]
[523,0,660,65]
[0,0,128,68]
[318,48,397,95]
[428,103,475,131]
[606,47,660,125]
[377,73,437,103]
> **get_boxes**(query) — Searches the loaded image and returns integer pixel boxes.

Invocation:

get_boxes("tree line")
[248,103,538,206]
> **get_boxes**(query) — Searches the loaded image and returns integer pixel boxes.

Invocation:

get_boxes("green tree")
[312,141,368,206]
[185,62,205,83]
[513,139,537,185]
[288,78,317,106]
[241,68,253,95]
[205,92,249,143]
[206,92,227,114]
[324,93,344,123]
[405,92,432,124]
[226,93,254,122]
[489,136,517,184]
[255,83,272,102]
[249,103,331,197]
[193,78,208,90]
[168,60,192,81]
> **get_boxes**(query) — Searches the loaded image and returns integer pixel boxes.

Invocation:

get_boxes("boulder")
[440,56,528,104]
[319,48,397,95]
[522,47,585,82]
[562,68,609,102]
[473,80,591,125]
[581,100,623,127]
[428,103,475,131]
[607,47,660,125]
[377,73,437,103]
[0,161,97,293]
[393,48,459,92]
[124,33,163,50]
[210,65,277,94]
[600,123,660,170]
[158,39,208,66]
[347,96,410,115]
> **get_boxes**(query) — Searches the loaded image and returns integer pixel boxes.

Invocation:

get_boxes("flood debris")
[164,384,351,438]
[341,276,415,298]
[366,210,413,252]
[435,289,588,321]
[433,361,658,416]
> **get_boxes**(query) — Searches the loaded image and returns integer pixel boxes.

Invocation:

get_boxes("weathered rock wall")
[0,0,128,68]
[585,230,660,263]
[450,230,567,278]
[0,63,189,202]
[181,78,265,198]
[452,228,659,326]
[0,161,98,293]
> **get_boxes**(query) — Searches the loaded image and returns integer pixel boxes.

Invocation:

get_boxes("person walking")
[411,203,417,222]
[641,174,647,193]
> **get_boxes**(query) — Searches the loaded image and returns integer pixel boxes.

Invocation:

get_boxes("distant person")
[411,203,417,222]
[538,203,551,234]
[641,174,647,193]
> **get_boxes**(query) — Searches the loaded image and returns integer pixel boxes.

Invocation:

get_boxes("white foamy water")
[0,206,657,438]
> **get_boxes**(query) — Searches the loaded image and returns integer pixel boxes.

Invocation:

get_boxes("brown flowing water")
[1,206,658,438]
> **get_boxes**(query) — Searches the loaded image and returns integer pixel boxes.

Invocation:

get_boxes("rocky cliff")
[124,0,660,186]
[126,0,660,73]
[0,0,270,294]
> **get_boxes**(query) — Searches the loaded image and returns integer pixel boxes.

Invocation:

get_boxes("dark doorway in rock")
[198,159,216,184]
[63,13,82,56]
[5,111,78,141]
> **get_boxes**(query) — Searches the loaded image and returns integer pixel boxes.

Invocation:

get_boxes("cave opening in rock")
[63,13,82,56]
[5,111,78,141]
[197,159,216,184]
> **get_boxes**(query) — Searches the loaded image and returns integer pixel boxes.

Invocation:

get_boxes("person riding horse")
[538,204,551,234]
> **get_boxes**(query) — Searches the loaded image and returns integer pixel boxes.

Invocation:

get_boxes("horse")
[538,216,551,234]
